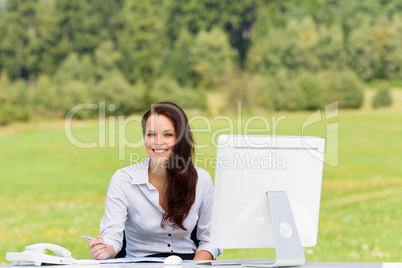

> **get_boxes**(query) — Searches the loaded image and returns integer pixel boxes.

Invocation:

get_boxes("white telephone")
[6,243,74,266]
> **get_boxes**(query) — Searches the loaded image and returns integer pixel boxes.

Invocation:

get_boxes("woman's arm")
[96,171,129,258]
[193,250,213,260]
[193,169,223,260]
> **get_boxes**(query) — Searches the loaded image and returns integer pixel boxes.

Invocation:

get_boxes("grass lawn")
[1,97,401,264]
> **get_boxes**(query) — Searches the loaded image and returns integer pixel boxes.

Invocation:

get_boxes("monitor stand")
[242,191,305,267]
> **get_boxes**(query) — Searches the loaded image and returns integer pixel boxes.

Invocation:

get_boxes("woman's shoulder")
[119,159,148,173]
[111,159,149,184]
[194,166,213,186]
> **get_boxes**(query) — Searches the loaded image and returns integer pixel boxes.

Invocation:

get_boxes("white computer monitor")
[210,135,325,267]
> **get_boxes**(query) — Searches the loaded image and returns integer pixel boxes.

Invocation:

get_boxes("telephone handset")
[6,243,74,266]
[25,243,72,258]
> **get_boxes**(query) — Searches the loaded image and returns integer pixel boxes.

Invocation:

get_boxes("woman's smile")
[152,148,169,154]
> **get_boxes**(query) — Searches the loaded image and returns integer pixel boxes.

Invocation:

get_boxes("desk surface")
[2,262,402,268]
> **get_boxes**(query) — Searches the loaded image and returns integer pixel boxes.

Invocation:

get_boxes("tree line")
[0,0,400,125]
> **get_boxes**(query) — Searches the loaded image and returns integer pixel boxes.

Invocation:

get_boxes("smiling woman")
[141,102,197,230]
[87,102,222,261]
[143,109,177,168]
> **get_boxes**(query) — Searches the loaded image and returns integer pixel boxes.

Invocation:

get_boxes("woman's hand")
[88,235,115,260]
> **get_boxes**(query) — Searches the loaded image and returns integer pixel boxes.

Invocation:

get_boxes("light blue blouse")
[100,158,222,259]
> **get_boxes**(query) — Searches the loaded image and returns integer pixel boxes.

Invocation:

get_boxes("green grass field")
[1,94,401,264]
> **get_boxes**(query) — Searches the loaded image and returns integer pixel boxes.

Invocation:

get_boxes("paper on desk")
[74,257,165,265]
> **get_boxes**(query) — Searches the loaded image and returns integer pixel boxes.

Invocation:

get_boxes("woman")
[88,102,221,260]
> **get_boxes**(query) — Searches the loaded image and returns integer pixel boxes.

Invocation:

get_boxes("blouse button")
[167,244,171,247]
[168,234,172,237]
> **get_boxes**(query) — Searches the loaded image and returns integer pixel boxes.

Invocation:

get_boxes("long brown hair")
[142,102,197,230]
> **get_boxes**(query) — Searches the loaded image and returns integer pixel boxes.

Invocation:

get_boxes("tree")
[265,69,307,111]
[1,0,40,89]
[53,53,96,84]
[346,20,376,80]
[297,72,327,110]
[166,0,266,67]
[191,28,233,87]
[285,16,319,72]
[165,28,196,87]
[95,72,145,115]
[0,72,32,124]
[54,0,123,54]
[149,76,206,109]
[246,28,284,75]
[116,0,166,86]
[0,4,6,74]
[165,0,209,41]
[50,0,124,73]
[383,15,402,79]
[315,23,346,70]
[334,0,381,40]
[384,0,402,19]
[223,71,262,109]
[94,41,120,81]
[248,16,320,75]
[216,0,266,67]
[320,70,364,109]
[372,85,392,108]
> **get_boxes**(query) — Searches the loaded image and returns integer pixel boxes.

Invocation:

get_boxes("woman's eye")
[165,133,173,137]
[147,133,155,137]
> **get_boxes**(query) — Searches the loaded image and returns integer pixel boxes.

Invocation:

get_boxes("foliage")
[265,69,307,111]
[346,20,377,81]
[1,0,402,125]
[0,72,32,125]
[149,76,206,109]
[318,71,364,109]
[0,0,44,91]
[116,0,165,84]
[314,24,346,70]
[94,72,145,115]
[223,71,263,109]
[57,80,94,119]
[335,71,365,109]
[165,0,263,67]
[33,75,61,117]
[53,53,96,84]
[191,28,233,87]
[372,85,393,108]
[163,28,196,87]
[247,70,364,111]
[296,72,327,110]
[383,15,402,79]
[248,16,346,75]
[93,41,121,81]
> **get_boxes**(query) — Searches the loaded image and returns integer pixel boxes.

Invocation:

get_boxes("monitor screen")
[210,135,325,252]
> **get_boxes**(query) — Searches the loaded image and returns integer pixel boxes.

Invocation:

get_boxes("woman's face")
[145,114,176,167]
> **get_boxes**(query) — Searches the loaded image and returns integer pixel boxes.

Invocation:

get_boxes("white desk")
[2,262,402,268]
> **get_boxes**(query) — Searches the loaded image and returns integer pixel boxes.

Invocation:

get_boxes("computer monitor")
[210,135,325,267]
